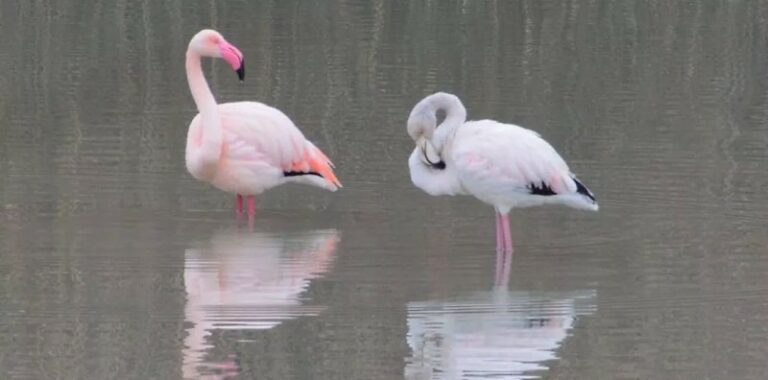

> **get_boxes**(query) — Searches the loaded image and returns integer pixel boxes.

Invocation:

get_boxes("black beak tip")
[236,60,245,81]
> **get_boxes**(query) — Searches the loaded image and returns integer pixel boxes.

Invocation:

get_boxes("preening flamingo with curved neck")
[407,92,598,252]
[185,29,341,219]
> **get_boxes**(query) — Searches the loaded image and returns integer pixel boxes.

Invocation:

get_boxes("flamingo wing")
[451,120,589,208]
[218,102,341,191]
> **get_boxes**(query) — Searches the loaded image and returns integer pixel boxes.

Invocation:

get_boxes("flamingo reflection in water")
[406,252,595,380]
[182,229,339,379]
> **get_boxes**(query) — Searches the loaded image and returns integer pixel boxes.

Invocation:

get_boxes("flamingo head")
[189,29,245,81]
[415,136,445,169]
[406,106,437,142]
[407,100,445,168]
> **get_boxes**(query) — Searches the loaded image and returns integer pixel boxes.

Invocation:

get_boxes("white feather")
[407,96,598,214]
[408,146,466,197]
[451,120,597,213]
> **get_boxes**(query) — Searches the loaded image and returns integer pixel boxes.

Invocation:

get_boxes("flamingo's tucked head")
[407,96,445,169]
[189,29,245,81]
[408,116,445,169]
[406,105,437,143]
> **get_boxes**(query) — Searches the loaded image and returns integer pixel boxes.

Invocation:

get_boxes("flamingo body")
[184,29,340,219]
[186,101,339,195]
[407,92,597,251]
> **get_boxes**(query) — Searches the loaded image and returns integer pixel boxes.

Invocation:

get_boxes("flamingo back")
[451,120,597,212]
[191,101,341,194]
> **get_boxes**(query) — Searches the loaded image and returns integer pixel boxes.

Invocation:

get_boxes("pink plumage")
[407,92,598,252]
[184,29,341,219]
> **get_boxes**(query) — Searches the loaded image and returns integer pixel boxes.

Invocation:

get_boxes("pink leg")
[495,248,513,288]
[495,211,505,251]
[494,210,514,287]
[500,212,514,252]
[500,248,512,284]
[495,247,504,285]
[247,195,256,219]
[235,194,244,215]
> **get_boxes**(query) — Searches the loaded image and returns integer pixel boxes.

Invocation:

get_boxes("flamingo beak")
[220,40,245,81]
[417,137,446,169]
[236,61,245,81]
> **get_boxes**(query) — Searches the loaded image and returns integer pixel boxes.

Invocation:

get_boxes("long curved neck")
[424,93,467,152]
[186,50,223,176]
[186,50,219,112]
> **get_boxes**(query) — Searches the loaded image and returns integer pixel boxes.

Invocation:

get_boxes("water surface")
[1,1,768,379]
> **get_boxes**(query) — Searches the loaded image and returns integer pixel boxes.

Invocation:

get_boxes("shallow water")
[1,1,768,379]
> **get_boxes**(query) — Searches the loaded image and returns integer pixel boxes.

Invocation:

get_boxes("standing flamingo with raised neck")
[184,29,341,220]
[407,92,598,252]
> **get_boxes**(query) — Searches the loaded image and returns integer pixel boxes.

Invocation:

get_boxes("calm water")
[1,1,768,379]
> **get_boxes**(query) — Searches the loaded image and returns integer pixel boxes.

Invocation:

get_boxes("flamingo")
[184,29,341,219]
[407,92,598,252]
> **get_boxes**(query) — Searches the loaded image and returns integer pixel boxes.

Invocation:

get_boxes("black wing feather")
[572,177,596,202]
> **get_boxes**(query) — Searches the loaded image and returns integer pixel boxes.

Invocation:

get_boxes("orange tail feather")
[300,145,342,188]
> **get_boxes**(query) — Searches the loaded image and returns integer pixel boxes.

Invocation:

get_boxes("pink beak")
[219,40,245,80]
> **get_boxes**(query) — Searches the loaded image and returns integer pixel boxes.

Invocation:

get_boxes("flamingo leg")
[495,242,504,284]
[500,248,512,285]
[500,212,514,252]
[235,194,244,215]
[495,211,505,251]
[494,210,514,287]
[247,195,256,219]
[495,248,513,288]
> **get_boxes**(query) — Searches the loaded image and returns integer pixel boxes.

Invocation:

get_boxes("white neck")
[419,93,467,152]
[185,50,223,177]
